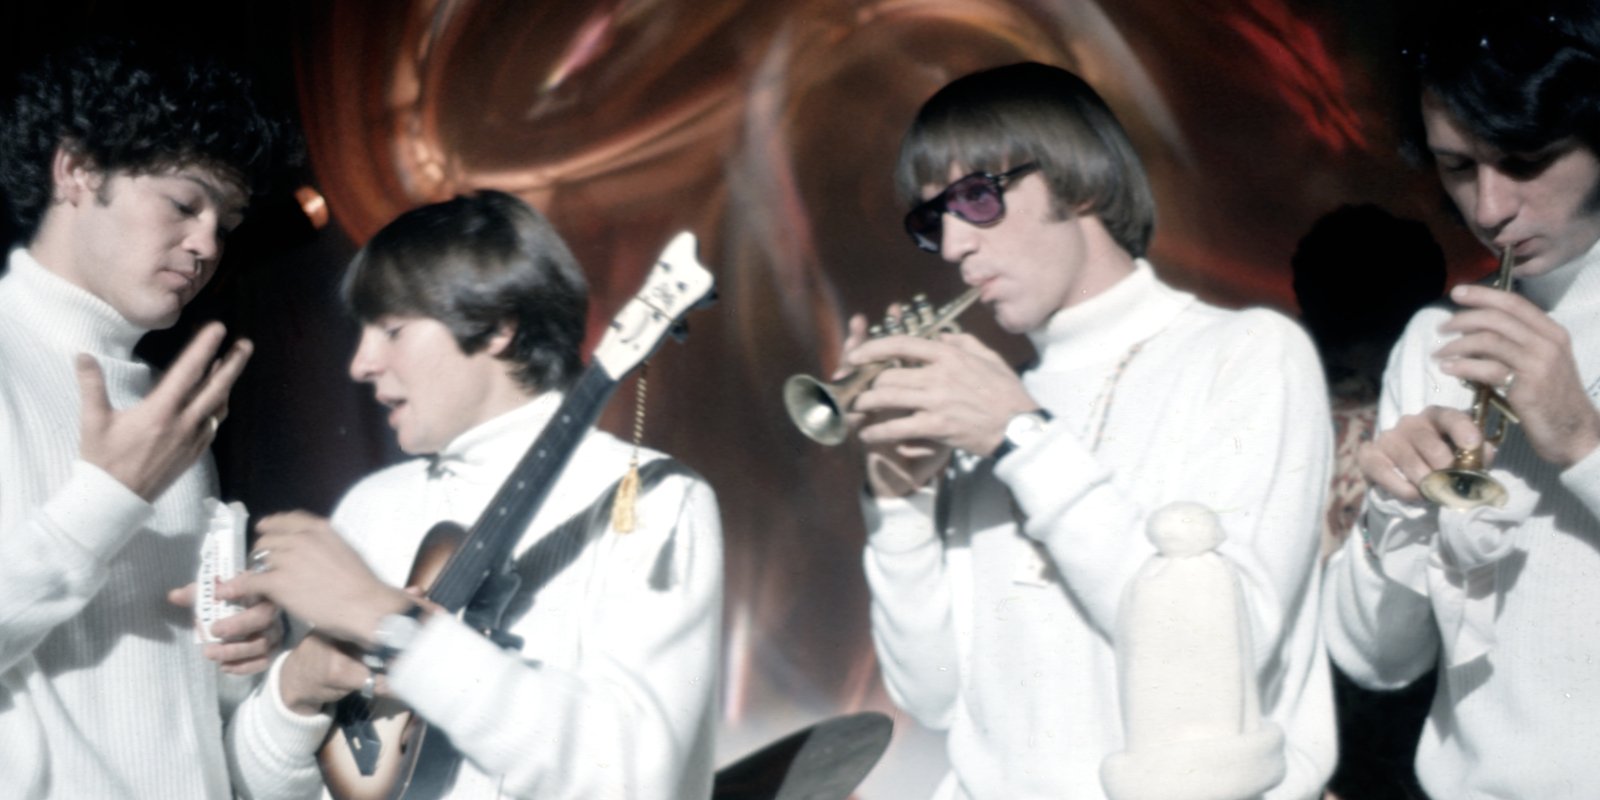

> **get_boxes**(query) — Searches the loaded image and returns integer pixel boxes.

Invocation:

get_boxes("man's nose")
[1472,166,1520,236]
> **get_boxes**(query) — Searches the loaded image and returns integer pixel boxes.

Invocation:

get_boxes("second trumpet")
[784,287,981,445]
[1418,246,1522,509]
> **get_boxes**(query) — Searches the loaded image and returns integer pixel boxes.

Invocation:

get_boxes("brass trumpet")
[1418,247,1522,509]
[784,287,982,445]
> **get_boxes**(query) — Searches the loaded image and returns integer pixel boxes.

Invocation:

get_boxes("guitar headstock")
[592,231,716,379]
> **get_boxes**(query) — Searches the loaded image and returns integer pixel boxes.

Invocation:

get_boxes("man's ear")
[50,144,100,205]
[485,321,516,357]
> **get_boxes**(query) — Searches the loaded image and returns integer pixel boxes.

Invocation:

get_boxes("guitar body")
[321,521,466,800]
[320,696,429,800]
[313,231,714,800]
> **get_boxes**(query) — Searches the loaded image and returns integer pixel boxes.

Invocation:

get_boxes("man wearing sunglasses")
[844,62,1334,798]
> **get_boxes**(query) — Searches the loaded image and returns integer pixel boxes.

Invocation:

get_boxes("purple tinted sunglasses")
[904,163,1039,252]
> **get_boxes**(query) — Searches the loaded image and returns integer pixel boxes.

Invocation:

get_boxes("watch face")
[1006,410,1047,439]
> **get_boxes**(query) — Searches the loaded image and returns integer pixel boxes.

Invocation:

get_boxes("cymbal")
[711,712,894,800]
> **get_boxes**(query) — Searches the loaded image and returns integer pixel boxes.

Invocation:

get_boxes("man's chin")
[395,434,437,457]
[129,308,183,331]
[993,310,1033,335]
[122,292,189,330]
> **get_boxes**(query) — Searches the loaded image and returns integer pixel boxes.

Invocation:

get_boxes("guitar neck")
[424,365,618,612]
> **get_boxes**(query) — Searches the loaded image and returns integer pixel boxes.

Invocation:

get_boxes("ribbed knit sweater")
[1324,237,1600,799]
[0,248,323,799]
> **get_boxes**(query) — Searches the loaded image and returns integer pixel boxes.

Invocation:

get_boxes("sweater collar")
[1026,259,1194,370]
[426,391,560,486]
[1518,235,1600,319]
[3,247,146,358]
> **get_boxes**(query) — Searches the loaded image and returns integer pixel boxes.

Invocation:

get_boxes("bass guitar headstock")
[592,231,715,379]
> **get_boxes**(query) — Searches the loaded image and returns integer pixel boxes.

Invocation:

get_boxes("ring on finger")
[247,548,272,575]
[1500,370,1517,393]
[359,672,377,700]
[206,414,221,436]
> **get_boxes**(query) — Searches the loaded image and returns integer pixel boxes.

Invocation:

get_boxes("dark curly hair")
[0,37,299,244]
[341,190,589,394]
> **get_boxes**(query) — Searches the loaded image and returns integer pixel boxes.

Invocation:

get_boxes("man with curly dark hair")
[0,38,311,798]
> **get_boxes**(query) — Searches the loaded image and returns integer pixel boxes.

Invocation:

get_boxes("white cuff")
[1357,489,1433,596]
[228,654,333,780]
[1560,439,1600,518]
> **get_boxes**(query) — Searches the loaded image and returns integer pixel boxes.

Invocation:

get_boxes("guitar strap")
[399,457,698,797]
[471,457,696,644]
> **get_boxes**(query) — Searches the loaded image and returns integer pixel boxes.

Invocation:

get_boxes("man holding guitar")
[221,191,723,799]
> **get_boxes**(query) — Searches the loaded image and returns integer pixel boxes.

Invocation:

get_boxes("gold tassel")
[612,460,640,533]
[611,365,647,533]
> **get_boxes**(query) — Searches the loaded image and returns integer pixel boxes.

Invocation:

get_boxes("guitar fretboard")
[426,365,616,612]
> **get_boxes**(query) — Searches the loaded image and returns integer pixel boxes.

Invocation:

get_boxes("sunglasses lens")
[945,176,1004,225]
[903,171,1013,252]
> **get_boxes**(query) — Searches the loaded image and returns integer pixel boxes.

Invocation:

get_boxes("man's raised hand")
[77,322,251,501]
[1438,283,1600,469]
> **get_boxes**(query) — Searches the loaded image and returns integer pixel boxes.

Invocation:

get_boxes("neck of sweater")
[3,247,146,359]
[1520,236,1600,323]
[1026,260,1194,371]
[427,391,560,487]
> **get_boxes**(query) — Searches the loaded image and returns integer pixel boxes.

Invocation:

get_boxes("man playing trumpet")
[1324,3,1600,797]
[844,62,1334,798]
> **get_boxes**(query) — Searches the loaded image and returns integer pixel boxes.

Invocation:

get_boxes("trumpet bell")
[784,374,850,446]
[782,287,981,447]
[1419,467,1508,510]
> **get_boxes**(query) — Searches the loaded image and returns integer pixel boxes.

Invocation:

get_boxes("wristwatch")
[363,602,426,671]
[993,408,1054,462]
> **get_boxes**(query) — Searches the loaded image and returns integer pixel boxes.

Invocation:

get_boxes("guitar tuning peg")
[693,288,719,310]
[669,321,690,343]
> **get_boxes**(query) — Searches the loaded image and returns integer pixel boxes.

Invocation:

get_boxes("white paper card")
[194,499,248,643]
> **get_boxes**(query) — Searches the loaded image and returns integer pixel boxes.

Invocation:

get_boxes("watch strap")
[994,408,1054,462]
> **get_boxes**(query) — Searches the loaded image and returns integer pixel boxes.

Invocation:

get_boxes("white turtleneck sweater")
[0,248,324,798]
[1324,237,1600,799]
[247,394,723,800]
[863,261,1336,799]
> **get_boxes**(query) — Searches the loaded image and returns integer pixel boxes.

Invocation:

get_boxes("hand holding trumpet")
[1434,282,1600,469]
[841,310,1039,498]
[1359,266,1600,503]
